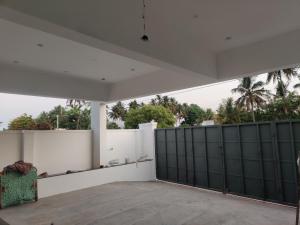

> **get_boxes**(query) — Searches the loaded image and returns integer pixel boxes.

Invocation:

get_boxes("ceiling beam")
[217,29,300,80]
[108,69,217,102]
[0,62,110,101]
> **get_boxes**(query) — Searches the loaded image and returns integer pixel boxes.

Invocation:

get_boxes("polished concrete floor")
[0,181,296,225]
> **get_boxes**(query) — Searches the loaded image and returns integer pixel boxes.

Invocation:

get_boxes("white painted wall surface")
[0,131,22,169]
[104,129,140,165]
[33,130,92,174]
[139,122,157,160]
[0,123,157,198]
[0,130,92,174]
[38,160,155,198]
[0,122,157,176]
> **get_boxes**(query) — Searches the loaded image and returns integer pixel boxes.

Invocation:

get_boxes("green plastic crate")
[0,168,38,209]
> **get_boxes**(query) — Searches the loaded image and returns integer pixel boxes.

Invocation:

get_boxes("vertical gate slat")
[204,127,210,188]
[237,125,246,194]
[175,128,179,183]
[271,122,284,202]
[155,130,159,179]
[191,128,196,186]
[164,129,169,181]
[184,128,188,184]
[289,122,299,204]
[256,124,266,200]
[220,126,227,193]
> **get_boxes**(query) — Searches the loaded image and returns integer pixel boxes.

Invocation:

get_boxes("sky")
[0,73,299,130]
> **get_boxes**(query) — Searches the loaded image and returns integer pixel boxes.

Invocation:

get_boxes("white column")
[138,121,157,160]
[22,131,35,163]
[91,102,107,169]
[138,121,157,179]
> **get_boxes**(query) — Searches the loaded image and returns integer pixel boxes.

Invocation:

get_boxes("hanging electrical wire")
[141,0,149,41]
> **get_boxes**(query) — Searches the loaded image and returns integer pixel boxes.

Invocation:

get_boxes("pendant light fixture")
[141,0,149,42]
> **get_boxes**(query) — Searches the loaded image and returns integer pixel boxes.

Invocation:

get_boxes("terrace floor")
[0,181,296,225]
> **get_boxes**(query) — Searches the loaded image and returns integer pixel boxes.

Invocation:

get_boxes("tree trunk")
[76,112,81,130]
[251,103,256,122]
[283,96,288,115]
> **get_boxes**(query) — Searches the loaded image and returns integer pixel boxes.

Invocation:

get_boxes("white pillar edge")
[91,101,107,168]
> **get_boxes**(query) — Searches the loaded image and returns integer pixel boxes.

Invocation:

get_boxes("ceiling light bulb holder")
[141,34,149,42]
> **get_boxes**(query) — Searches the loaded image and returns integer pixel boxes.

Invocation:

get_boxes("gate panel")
[240,124,264,198]
[155,121,299,206]
[206,127,223,191]
[185,128,195,185]
[276,122,298,204]
[155,129,167,180]
[166,129,177,182]
[223,125,244,194]
[176,128,187,184]
[193,127,209,188]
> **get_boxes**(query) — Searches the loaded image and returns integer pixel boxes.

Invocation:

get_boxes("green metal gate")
[155,121,300,206]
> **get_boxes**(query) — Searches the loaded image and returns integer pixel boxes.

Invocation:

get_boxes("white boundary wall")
[0,122,157,175]
[38,160,155,198]
[0,131,22,169]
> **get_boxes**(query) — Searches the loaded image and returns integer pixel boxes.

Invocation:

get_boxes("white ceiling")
[2,0,300,53]
[0,1,300,101]
[0,19,160,83]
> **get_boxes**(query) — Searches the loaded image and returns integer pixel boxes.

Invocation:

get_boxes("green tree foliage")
[125,105,176,129]
[294,75,300,89]
[175,103,188,121]
[150,95,214,126]
[128,100,142,110]
[66,99,87,109]
[35,112,53,130]
[108,101,127,121]
[232,77,269,122]
[181,104,204,126]
[258,93,300,121]
[267,68,298,84]
[33,105,91,130]
[9,114,37,130]
[150,95,178,115]
[267,68,298,114]
[216,98,241,124]
[107,121,121,129]
[204,109,214,121]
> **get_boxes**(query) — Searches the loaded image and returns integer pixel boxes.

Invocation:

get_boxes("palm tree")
[150,95,163,105]
[128,100,140,110]
[66,99,88,129]
[274,80,295,115]
[150,95,178,115]
[294,75,300,89]
[267,68,299,114]
[267,68,298,84]
[175,103,188,124]
[275,80,290,98]
[109,101,127,121]
[232,77,269,122]
[216,98,240,124]
[66,99,87,109]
